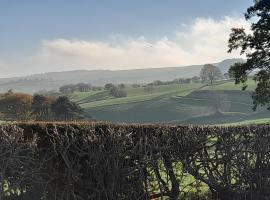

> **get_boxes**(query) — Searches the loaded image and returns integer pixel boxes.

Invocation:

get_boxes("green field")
[201,79,257,91]
[78,83,202,109]
[70,80,269,125]
[219,117,270,126]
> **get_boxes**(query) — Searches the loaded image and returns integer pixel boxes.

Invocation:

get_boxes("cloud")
[0,16,251,77]
[175,16,251,54]
[0,61,12,78]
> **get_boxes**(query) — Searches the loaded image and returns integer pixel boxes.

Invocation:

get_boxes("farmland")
[69,80,269,125]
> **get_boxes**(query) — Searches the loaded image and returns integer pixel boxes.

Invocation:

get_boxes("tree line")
[59,83,103,94]
[143,64,228,91]
[58,64,228,97]
[0,90,85,121]
[145,64,229,87]
[59,82,128,98]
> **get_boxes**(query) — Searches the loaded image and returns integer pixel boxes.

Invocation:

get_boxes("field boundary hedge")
[0,122,269,200]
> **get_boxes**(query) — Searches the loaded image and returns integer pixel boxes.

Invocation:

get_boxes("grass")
[201,79,257,91]
[80,83,202,109]
[83,90,264,124]
[68,80,269,124]
[219,117,270,126]
[69,90,109,103]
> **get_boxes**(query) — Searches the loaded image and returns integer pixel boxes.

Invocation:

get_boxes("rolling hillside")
[70,80,270,125]
[0,58,244,93]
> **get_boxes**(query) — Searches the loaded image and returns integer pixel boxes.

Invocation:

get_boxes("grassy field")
[201,79,257,91]
[78,83,202,109]
[219,117,270,126]
[69,80,269,125]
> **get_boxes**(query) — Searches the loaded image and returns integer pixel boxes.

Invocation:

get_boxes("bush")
[1,123,270,200]
[131,84,141,88]
[118,83,126,89]
[104,83,115,90]
[109,86,127,98]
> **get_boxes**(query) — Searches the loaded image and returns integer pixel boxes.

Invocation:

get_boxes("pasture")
[69,80,269,124]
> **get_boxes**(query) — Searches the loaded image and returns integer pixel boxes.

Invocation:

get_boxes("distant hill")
[0,58,244,93]
[215,58,245,73]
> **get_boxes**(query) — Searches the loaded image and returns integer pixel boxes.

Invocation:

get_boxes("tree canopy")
[51,96,85,120]
[32,94,57,120]
[200,64,223,85]
[228,0,270,110]
[0,90,33,120]
[0,91,86,121]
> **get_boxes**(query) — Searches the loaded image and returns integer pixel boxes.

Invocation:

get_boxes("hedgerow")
[0,122,269,200]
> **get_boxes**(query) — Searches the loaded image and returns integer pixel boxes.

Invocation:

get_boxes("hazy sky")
[0,0,253,77]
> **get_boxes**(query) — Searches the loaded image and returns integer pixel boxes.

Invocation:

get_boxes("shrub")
[104,83,115,90]
[131,84,141,88]
[109,86,127,98]
[0,123,270,200]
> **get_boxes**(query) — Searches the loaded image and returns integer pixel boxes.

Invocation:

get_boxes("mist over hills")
[0,58,244,93]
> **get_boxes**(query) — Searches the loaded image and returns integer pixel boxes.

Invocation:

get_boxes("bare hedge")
[0,122,269,200]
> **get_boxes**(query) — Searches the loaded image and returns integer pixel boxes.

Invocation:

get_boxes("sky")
[0,0,253,77]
